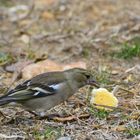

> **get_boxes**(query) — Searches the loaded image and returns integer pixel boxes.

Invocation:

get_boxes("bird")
[0,68,98,118]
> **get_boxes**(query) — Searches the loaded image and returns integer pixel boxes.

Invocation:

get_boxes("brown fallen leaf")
[63,61,86,70]
[5,60,33,73]
[22,59,87,79]
[22,60,63,79]
[5,60,33,85]
[53,113,90,122]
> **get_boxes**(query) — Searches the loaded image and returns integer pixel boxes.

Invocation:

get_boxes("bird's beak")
[87,79,100,88]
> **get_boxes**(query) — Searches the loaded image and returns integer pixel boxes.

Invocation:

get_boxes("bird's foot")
[28,110,60,120]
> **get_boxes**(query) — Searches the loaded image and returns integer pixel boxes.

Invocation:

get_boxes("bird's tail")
[0,96,14,106]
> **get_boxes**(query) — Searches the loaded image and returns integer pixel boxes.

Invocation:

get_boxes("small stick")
[112,85,135,95]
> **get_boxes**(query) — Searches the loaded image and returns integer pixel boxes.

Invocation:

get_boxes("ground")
[0,0,140,139]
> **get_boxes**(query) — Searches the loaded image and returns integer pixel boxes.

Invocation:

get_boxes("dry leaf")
[22,59,87,79]
[63,61,86,70]
[5,61,33,73]
[22,59,63,79]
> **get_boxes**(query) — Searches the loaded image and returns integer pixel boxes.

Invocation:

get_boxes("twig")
[92,103,117,110]
[119,87,135,94]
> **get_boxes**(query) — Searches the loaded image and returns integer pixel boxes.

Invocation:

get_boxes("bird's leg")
[28,110,60,120]
[37,112,61,120]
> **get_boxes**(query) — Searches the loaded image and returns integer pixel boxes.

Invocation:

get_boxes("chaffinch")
[0,68,98,117]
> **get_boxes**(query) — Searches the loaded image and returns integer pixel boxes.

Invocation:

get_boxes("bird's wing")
[3,80,56,101]
[2,71,67,102]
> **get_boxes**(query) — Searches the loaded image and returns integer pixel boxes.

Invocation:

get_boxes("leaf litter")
[0,0,140,139]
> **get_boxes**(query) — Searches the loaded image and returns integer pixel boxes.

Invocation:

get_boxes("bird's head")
[64,68,99,88]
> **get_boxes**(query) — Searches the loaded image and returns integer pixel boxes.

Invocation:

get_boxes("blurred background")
[0,0,140,139]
